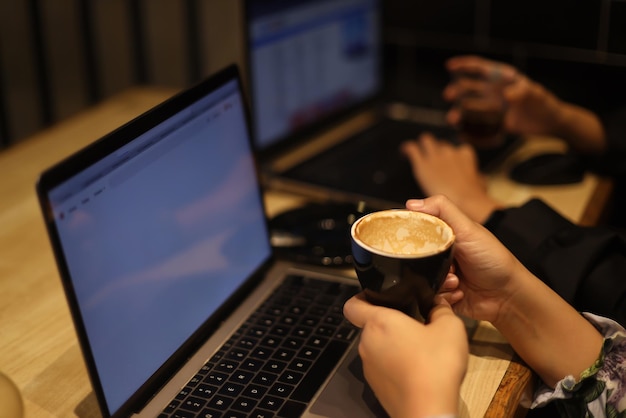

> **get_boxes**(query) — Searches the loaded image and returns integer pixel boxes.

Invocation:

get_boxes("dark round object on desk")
[269,201,373,267]
[509,152,586,185]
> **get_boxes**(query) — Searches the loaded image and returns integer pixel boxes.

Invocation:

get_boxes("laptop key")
[290,339,350,402]
[251,409,274,418]
[199,408,223,418]
[277,400,307,417]
[175,387,192,400]
[323,314,343,325]
[243,384,268,399]
[180,396,206,412]
[288,358,312,372]
[187,374,202,387]
[227,348,249,361]
[315,325,336,337]
[269,325,291,337]
[163,400,180,413]
[241,359,263,372]
[208,395,235,410]
[272,348,296,361]
[268,382,295,398]
[232,396,258,413]
[335,326,358,341]
[260,336,282,348]
[291,326,312,338]
[307,336,328,348]
[298,347,320,360]
[237,337,258,349]
[229,370,254,384]
[253,372,278,386]
[216,360,239,373]
[205,371,229,385]
[218,382,244,397]
[263,359,287,374]
[259,395,284,411]
[193,383,218,399]
[199,363,213,374]
[278,370,304,385]
[251,347,273,360]
[283,337,304,349]
[301,316,319,327]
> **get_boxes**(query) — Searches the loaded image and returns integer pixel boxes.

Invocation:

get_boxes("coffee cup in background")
[350,209,455,322]
[453,70,507,148]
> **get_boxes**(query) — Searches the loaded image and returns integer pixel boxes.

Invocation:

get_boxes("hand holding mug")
[350,208,455,322]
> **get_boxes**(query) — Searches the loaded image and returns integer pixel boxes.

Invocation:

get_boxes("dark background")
[1,0,625,148]
[382,0,626,115]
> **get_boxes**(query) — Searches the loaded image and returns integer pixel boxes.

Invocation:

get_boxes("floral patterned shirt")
[532,313,626,417]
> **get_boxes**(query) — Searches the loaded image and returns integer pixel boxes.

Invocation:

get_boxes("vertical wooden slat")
[607,1,626,55]
[140,0,188,87]
[0,0,46,143]
[129,0,148,84]
[184,0,202,84]
[92,0,135,96]
[596,0,610,54]
[39,0,89,121]
[30,0,53,126]
[0,55,7,148]
[77,0,100,103]
[197,1,244,77]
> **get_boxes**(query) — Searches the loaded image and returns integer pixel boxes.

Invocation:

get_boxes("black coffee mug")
[350,209,455,322]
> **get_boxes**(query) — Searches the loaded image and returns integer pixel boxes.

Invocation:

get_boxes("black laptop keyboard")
[283,118,518,204]
[160,275,360,418]
[284,118,454,202]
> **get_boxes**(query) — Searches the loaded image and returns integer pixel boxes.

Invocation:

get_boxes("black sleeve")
[484,199,626,326]
[583,107,626,178]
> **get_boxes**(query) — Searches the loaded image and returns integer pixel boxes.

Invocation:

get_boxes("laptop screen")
[43,75,271,414]
[245,0,381,152]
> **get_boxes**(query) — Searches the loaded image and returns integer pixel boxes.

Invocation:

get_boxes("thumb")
[502,74,530,104]
[429,296,456,323]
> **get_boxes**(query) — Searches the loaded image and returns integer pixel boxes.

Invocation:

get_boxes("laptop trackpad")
[307,345,389,417]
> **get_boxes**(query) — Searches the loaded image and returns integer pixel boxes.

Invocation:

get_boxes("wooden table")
[0,87,611,417]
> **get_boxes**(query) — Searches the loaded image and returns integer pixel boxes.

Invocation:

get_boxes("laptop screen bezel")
[35,64,276,418]
[242,0,386,163]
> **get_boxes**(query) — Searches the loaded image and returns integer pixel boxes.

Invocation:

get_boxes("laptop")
[243,0,518,209]
[36,64,393,418]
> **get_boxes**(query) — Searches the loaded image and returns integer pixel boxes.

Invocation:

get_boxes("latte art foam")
[354,211,453,256]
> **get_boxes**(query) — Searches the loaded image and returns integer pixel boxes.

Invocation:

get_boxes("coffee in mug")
[350,209,455,322]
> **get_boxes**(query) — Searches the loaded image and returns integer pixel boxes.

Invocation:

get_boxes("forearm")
[531,313,626,415]
[492,264,603,387]
[400,388,459,418]
[452,191,501,225]
[552,101,606,154]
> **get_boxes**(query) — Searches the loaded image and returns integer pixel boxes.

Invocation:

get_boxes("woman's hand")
[444,55,563,137]
[401,133,501,224]
[344,293,468,418]
[407,195,604,387]
[444,55,606,154]
[406,195,524,324]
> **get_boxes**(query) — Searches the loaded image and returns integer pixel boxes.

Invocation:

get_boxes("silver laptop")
[243,0,518,209]
[36,64,389,418]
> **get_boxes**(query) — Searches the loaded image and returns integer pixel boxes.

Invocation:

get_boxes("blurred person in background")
[401,55,626,328]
